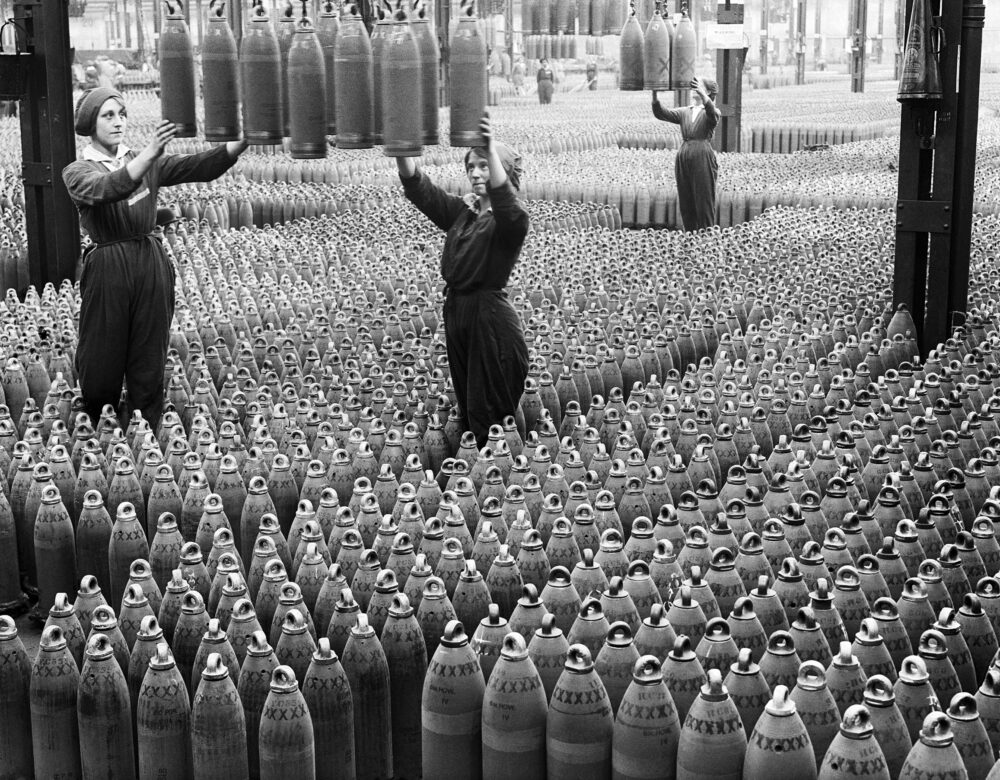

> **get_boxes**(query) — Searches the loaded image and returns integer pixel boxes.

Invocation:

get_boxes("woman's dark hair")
[73,87,126,136]
[464,147,486,165]
[464,145,523,191]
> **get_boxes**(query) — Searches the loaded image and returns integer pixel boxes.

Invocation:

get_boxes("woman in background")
[537,57,555,104]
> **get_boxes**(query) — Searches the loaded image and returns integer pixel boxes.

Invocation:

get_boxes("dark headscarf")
[464,141,524,191]
[74,87,125,136]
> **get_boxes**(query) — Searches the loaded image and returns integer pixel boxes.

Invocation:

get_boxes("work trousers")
[75,238,175,431]
[444,289,529,449]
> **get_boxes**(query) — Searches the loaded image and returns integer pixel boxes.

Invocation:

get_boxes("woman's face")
[466,150,490,196]
[540,59,548,68]
[93,97,127,151]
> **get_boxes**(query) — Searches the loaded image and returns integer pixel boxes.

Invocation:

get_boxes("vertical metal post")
[758,0,766,73]
[14,0,80,295]
[876,0,884,62]
[504,0,512,63]
[922,0,960,348]
[893,0,984,355]
[894,0,904,78]
[850,0,866,92]
[676,0,692,105]
[813,0,820,62]
[136,0,145,55]
[786,0,793,67]
[795,0,805,83]
[944,0,985,331]
[437,0,450,106]
[713,1,744,153]
[894,0,927,347]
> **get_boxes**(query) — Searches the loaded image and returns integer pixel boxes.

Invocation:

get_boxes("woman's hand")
[479,111,507,189]
[226,138,250,159]
[128,119,177,182]
[146,120,177,159]
[478,111,495,156]
[691,77,710,102]
[396,156,418,179]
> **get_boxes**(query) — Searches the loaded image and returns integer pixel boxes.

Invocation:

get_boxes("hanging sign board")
[717,2,744,24]
[707,22,747,49]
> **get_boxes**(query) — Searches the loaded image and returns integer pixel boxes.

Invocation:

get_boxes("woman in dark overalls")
[652,76,721,231]
[536,58,555,104]
[62,87,249,431]
[395,114,530,449]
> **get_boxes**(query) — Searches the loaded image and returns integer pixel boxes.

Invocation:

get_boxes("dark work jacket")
[63,144,236,244]
[400,170,529,292]
[651,101,720,142]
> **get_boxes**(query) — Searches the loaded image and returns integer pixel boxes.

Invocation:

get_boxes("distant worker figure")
[95,56,119,88]
[536,57,554,104]
[652,76,721,231]
[512,57,526,92]
[586,59,598,90]
[84,63,100,89]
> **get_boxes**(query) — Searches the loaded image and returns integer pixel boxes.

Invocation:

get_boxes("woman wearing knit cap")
[651,75,721,231]
[62,87,249,431]
[396,112,530,450]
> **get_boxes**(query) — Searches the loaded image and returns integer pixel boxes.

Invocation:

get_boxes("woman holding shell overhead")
[395,113,530,449]
[652,75,721,231]
[62,87,249,430]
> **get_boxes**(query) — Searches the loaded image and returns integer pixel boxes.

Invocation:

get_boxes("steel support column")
[713,1,744,153]
[14,0,79,296]
[850,0,866,92]
[893,0,986,355]
[758,0,766,73]
[813,0,821,62]
[135,0,145,56]
[894,0,904,78]
[795,0,805,84]
[922,0,960,348]
[945,0,985,331]
[876,0,884,62]
[437,0,450,106]
[504,0,512,66]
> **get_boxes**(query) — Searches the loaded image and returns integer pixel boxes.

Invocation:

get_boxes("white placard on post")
[706,22,747,50]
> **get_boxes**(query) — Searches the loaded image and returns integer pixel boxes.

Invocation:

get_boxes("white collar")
[83,143,131,170]
[463,193,492,213]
